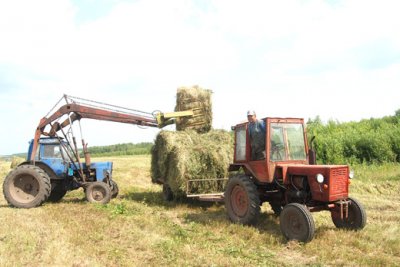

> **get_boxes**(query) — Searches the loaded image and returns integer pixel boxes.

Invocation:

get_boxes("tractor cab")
[27,137,114,185]
[231,118,310,183]
[27,138,73,178]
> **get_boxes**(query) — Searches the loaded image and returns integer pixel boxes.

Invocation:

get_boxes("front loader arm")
[29,99,196,161]
[30,103,160,161]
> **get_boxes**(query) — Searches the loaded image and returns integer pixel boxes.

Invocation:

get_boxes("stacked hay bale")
[151,86,233,198]
[151,130,233,198]
[175,85,212,133]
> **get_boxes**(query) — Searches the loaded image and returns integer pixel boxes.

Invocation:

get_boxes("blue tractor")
[3,95,194,208]
[3,137,117,208]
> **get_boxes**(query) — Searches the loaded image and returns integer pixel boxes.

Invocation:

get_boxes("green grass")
[1,156,399,266]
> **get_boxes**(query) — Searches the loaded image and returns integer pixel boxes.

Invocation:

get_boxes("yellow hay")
[175,85,212,133]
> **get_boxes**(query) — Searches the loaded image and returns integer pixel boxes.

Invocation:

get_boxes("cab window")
[235,126,247,161]
[42,145,63,159]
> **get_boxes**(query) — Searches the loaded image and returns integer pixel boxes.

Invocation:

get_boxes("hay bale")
[10,156,24,169]
[175,85,212,133]
[151,129,233,197]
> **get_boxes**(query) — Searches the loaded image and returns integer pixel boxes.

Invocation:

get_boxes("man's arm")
[260,119,266,132]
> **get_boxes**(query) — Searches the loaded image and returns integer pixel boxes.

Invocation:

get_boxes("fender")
[20,161,62,180]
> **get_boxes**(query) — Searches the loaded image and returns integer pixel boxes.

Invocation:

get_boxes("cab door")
[39,144,68,177]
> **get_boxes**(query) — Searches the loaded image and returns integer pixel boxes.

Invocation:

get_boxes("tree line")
[307,110,400,164]
[86,142,153,157]
[7,109,399,165]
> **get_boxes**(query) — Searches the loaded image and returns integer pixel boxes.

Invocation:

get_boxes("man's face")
[247,115,256,123]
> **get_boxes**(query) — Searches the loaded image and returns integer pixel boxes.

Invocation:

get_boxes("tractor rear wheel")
[331,197,366,230]
[85,182,111,204]
[3,165,51,208]
[224,175,260,225]
[280,203,315,243]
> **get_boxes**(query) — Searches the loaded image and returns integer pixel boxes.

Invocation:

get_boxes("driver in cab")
[247,110,266,160]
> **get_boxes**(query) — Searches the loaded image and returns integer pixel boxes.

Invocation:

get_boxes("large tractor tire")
[3,165,51,208]
[224,175,260,225]
[48,181,67,202]
[331,197,367,230]
[85,182,111,204]
[280,203,315,243]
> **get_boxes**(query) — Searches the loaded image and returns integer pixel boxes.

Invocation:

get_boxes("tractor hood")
[277,164,350,202]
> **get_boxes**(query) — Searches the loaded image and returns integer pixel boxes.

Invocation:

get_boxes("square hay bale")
[151,129,233,198]
[175,85,212,133]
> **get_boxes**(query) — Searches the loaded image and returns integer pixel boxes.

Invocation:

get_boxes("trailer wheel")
[280,203,315,243]
[225,175,260,225]
[331,197,366,230]
[109,180,119,199]
[85,182,111,204]
[3,165,51,208]
[163,184,174,201]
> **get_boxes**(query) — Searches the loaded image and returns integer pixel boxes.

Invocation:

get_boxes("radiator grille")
[330,167,348,196]
[332,168,347,177]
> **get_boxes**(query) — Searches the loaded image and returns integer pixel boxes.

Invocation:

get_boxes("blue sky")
[0,0,399,155]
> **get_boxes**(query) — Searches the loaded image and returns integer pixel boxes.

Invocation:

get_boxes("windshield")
[270,123,306,161]
[61,143,74,161]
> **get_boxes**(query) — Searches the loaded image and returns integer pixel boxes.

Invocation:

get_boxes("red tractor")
[225,117,366,242]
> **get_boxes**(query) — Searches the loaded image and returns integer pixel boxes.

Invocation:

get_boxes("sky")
[0,0,399,155]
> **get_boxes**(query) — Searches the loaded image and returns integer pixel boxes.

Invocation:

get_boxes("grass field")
[1,155,399,266]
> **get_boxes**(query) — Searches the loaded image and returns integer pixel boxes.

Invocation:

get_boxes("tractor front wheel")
[224,175,260,225]
[109,180,119,199]
[331,197,366,230]
[3,165,51,208]
[280,203,315,243]
[85,182,111,204]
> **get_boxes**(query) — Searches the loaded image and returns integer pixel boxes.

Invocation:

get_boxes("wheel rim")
[10,174,39,203]
[231,184,249,217]
[90,186,106,201]
[286,213,304,236]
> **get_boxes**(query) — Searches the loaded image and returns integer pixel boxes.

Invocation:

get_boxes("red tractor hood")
[277,164,350,202]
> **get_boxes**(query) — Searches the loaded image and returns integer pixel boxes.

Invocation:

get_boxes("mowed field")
[0,155,399,266]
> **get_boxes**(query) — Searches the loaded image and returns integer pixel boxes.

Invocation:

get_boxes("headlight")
[349,170,354,179]
[316,173,324,184]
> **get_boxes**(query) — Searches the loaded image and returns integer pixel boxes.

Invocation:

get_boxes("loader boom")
[30,95,194,161]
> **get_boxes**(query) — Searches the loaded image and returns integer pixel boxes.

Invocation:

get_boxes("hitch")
[337,199,350,219]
